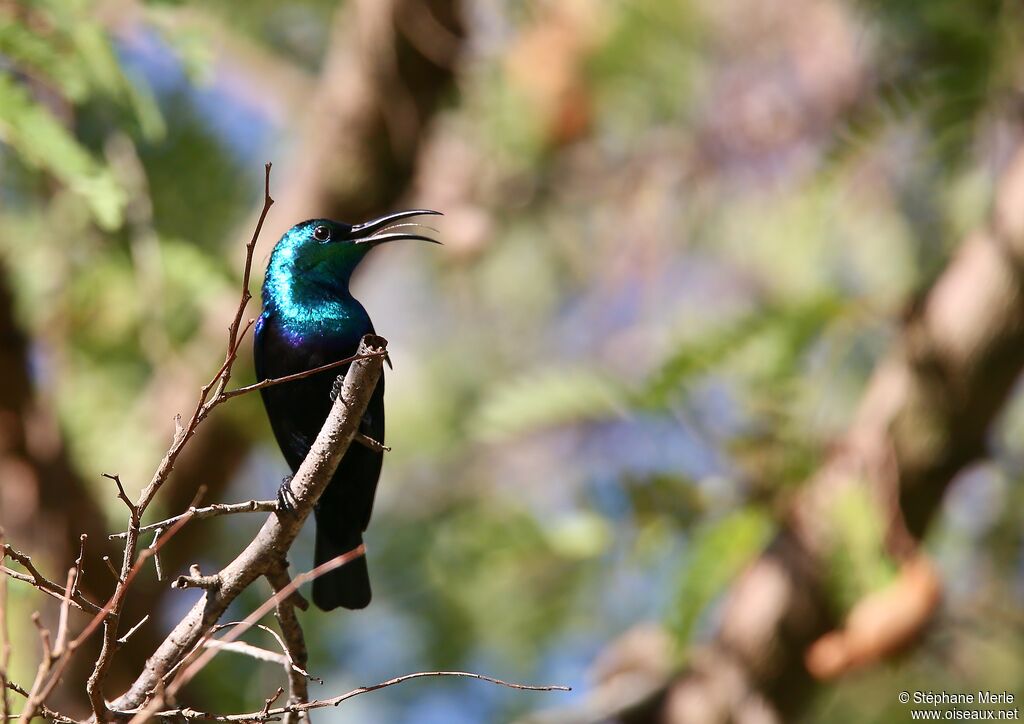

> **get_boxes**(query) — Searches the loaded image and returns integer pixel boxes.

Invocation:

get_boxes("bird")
[254,209,440,610]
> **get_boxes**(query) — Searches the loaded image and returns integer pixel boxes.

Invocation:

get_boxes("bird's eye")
[313,225,331,242]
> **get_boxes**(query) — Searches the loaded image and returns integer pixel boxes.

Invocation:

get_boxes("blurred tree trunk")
[0,265,115,711]
[262,0,464,240]
[0,268,97,575]
[626,141,1024,723]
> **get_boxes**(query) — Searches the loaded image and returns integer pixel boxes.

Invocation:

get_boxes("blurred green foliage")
[669,507,772,652]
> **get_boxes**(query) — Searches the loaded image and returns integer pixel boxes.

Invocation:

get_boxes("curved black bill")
[349,209,443,240]
[353,231,442,246]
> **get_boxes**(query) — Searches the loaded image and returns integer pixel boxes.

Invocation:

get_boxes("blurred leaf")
[66,250,143,352]
[668,506,773,650]
[70,20,129,97]
[822,485,898,611]
[546,510,613,559]
[0,74,126,228]
[624,472,706,528]
[0,21,92,100]
[423,504,586,665]
[471,296,844,443]
[841,0,1013,168]
[159,237,234,343]
[472,366,627,441]
[637,294,844,410]
[589,0,704,134]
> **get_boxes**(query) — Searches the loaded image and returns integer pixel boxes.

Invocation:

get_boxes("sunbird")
[255,210,440,610]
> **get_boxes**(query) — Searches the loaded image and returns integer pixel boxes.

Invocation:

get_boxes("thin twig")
[51,568,75,658]
[218,350,389,402]
[267,564,311,722]
[212,161,274,401]
[141,671,570,721]
[71,534,87,598]
[172,572,220,591]
[101,556,119,581]
[8,162,352,720]
[202,640,290,668]
[117,615,150,646]
[102,473,139,523]
[209,622,317,681]
[261,688,285,719]
[1,681,24,697]
[109,500,279,540]
[3,681,78,724]
[28,500,198,720]
[355,432,391,453]
[73,168,275,716]
[94,467,144,720]
[132,164,271,523]
[19,614,52,724]
[0,530,9,724]
[149,528,164,582]
[0,546,102,613]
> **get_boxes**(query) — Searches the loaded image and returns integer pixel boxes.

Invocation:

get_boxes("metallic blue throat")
[259,221,374,350]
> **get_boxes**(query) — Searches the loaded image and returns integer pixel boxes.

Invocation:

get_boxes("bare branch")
[50,568,75,658]
[172,563,221,591]
[212,162,274,401]
[267,564,311,722]
[202,640,292,668]
[355,432,391,453]
[109,499,279,540]
[218,349,389,402]
[71,534,87,598]
[117,615,150,647]
[209,622,317,681]
[112,335,388,712]
[148,528,164,582]
[0,545,101,613]
[0,530,9,724]
[102,473,139,524]
[131,164,272,525]
[101,556,119,582]
[4,164,285,721]
[3,681,78,724]
[142,671,570,721]
[18,614,52,724]
[24,499,198,720]
[261,688,285,719]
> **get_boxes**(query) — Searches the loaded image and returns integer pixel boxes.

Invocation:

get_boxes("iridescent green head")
[262,210,440,323]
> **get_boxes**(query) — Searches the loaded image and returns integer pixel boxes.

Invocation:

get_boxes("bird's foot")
[277,476,298,513]
[330,375,345,402]
[356,432,391,453]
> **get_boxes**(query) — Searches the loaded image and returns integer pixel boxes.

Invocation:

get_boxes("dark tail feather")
[312,526,371,611]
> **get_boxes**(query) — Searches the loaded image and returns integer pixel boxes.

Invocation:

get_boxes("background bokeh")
[2,0,1023,722]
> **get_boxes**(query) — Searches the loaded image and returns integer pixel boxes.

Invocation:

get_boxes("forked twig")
[1,546,101,614]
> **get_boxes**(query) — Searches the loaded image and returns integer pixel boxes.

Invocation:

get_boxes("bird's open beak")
[350,209,443,246]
